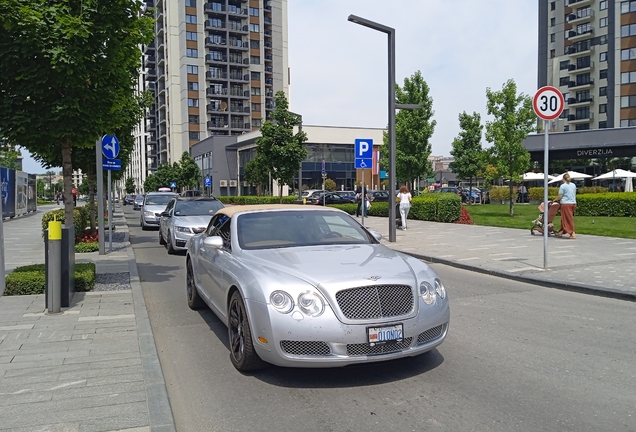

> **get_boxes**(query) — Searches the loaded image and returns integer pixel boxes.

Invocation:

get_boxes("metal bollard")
[47,219,62,314]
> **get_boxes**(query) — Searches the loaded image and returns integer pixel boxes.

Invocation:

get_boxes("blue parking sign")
[204,177,211,187]
[355,138,373,169]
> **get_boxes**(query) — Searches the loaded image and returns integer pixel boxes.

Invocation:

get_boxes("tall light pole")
[288,111,303,200]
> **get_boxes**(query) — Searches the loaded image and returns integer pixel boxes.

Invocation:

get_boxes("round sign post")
[533,86,564,270]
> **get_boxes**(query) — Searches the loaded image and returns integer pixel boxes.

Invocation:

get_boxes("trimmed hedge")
[4,263,96,296]
[217,196,298,205]
[528,186,608,201]
[576,193,636,217]
[41,208,89,239]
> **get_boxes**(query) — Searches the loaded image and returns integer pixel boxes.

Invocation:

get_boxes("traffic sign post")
[533,86,564,270]
[170,181,177,190]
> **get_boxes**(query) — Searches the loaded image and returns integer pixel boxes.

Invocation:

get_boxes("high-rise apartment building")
[125,0,288,192]
[538,0,636,131]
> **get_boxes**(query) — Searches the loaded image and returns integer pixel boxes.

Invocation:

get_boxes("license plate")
[367,324,403,345]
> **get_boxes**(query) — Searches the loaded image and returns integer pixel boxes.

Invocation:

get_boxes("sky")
[21,0,539,173]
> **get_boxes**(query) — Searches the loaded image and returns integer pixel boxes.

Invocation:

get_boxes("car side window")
[165,199,175,213]
[215,218,232,251]
[206,213,230,237]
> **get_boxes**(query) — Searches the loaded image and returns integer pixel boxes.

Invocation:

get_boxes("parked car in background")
[368,190,390,202]
[123,195,135,206]
[140,192,178,230]
[185,205,450,371]
[159,197,224,254]
[180,190,201,197]
[133,194,145,210]
[333,191,357,203]
[302,190,320,200]
[460,187,482,204]
[309,192,351,206]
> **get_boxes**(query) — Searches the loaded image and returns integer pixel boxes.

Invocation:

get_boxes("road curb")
[122,207,177,432]
[402,251,636,302]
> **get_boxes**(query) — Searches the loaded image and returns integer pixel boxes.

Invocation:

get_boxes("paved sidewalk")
[0,205,175,432]
[361,215,636,300]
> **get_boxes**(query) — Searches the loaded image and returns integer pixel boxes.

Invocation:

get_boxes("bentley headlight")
[297,291,325,317]
[270,290,294,314]
[175,226,192,233]
[419,281,435,305]
[434,278,446,299]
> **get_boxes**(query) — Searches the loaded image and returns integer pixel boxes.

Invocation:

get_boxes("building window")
[620,95,636,107]
[600,86,608,97]
[186,31,197,41]
[599,121,607,128]
[600,69,608,79]
[622,24,636,37]
[251,103,261,112]
[599,35,608,45]
[560,60,570,70]
[622,71,636,83]
[249,23,260,32]
[600,0,607,10]
[621,1,636,13]
[599,104,607,113]
[250,56,260,64]
[249,7,259,16]
[621,48,636,60]
[250,87,261,96]
[252,119,262,127]
[189,131,200,140]
[251,71,261,80]
[600,17,608,28]
[576,72,591,85]
[186,48,198,58]
[187,81,199,91]
[250,40,260,49]
[186,14,197,24]
[560,109,569,119]
[551,17,555,26]
[550,33,555,43]
[621,119,636,126]
[550,49,555,58]
[577,56,590,68]
[550,1,555,10]
[188,98,199,107]
[187,65,198,74]
[575,123,590,131]
[189,115,199,123]
[564,125,570,132]
[600,52,607,62]
[559,76,570,86]
[186,0,196,6]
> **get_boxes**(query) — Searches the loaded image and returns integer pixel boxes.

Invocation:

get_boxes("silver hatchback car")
[159,197,225,254]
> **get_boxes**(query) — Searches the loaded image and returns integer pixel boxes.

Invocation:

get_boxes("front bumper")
[245,297,450,368]
[172,231,195,250]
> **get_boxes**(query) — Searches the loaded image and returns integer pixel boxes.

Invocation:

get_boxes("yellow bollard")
[302,198,306,205]
[47,217,62,313]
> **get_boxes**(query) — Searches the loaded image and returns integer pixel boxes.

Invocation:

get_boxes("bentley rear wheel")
[228,291,265,372]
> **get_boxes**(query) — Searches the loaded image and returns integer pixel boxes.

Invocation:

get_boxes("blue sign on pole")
[204,177,211,187]
[354,138,373,169]
[170,181,177,189]
[102,159,122,171]
[101,135,120,160]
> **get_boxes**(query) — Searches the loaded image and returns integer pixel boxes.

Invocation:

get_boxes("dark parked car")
[180,190,201,197]
[367,190,389,202]
[309,192,351,206]
[123,194,135,206]
[133,194,145,210]
[333,191,357,203]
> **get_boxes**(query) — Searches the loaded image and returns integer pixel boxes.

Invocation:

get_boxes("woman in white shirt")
[397,185,412,230]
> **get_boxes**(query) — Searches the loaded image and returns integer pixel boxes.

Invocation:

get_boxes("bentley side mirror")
[203,236,224,248]
[161,211,170,217]
[368,230,382,242]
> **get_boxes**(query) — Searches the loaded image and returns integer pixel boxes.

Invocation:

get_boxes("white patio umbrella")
[522,172,555,181]
[548,171,593,184]
[591,169,636,180]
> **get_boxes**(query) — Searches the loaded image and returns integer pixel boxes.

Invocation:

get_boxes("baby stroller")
[530,201,561,236]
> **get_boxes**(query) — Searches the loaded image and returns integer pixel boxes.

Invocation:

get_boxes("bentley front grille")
[346,337,413,357]
[280,340,331,356]
[417,325,444,345]
[335,285,414,320]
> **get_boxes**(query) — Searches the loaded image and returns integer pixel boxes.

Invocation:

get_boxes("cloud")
[288,0,538,155]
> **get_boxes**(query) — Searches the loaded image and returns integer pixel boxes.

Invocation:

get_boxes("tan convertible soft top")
[215,204,343,217]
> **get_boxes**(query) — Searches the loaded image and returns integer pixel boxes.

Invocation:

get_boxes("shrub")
[41,208,89,239]
[578,186,608,194]
[4,263,96,296]
[489,186,512,202]
[217,196,298,205]
[528,187,560,201]
[75,242,99,253]
[576,193,636,217]
[436,194,461,222]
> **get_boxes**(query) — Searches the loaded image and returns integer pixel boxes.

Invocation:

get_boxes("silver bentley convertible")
[185,205,450,371]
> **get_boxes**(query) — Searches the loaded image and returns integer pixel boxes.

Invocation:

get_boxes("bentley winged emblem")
[365,276,381,281]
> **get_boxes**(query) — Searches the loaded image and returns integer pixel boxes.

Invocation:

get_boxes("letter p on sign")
[355,138,373,159]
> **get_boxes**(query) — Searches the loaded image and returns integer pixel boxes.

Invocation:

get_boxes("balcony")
[568,112,594,124]
[264,41,272,49]
[265,78,273,86]
[567,9,594,25]
[206,36,227,47]
[205,20,226,30]
[206,70,228,80]
[229,105,246,113]
[146,119,156,130]
[566,44,594,57]
[567,0,593,6]
[207,103,226,113]
[265,66,273,73]
[569,60,594,74]
[265,91,273,97]
[144,55,156,68]
[156,21,164,36]
[207,87,228,96]
[264,1,271,10]
[265,102,275,110]
[204,2,224,14]
[229,39,249,50]
[568,79,594,89]
[208,120,228,129]
[568,96,593,107]
[230,122,251,129]
[229,73,249,82]
[145,69,156,80]
[228,55,243,64]
[264,17,272,24]
[228,22,248,34]
[146,144,157,154]
[227,5,247,15]
[146,81,156,92]
[569,28,594,43]
[206,53,227,64]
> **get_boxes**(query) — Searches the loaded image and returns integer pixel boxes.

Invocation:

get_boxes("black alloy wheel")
[228,291,266,371]
[159,229,166,245]
[166,231,176,254]
[186,260,205,310]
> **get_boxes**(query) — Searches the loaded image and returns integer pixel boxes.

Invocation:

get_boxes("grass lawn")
[464,203,636,239]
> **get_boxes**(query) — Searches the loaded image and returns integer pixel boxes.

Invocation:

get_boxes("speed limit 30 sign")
[533,86,565,120]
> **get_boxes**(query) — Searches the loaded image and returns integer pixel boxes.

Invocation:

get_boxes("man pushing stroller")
[530,200,561,236]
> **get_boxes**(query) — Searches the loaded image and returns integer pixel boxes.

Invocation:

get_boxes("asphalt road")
[124,206,636,432]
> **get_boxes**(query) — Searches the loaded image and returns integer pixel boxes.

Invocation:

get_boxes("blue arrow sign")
[170,181,177,188]
[102,159,122,171]
[355,138,373,169]
[204,177,211,187]
[101,135,120,160]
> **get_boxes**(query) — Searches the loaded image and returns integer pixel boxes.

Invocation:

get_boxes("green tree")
[381,70,436,187]
[256,91,307,203]
[78,177,90,196]
[449,112,485,204]
[36,178,45,197]
[0,0,153,231]
[144,163,179,192]
[125,177,136,194]
[324,178,336,191]
[244,154,269,196]
[178,152,201,190]
[0,143,21,169]
[485,79,537,216]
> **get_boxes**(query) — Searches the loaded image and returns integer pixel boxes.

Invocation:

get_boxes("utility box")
[44,225,75,308]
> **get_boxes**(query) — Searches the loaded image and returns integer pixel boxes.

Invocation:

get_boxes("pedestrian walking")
[55,193,60,205]
[72,187,78,206]
[554,173,577,239]
[397,185,412,230]
[355,185,370,217]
